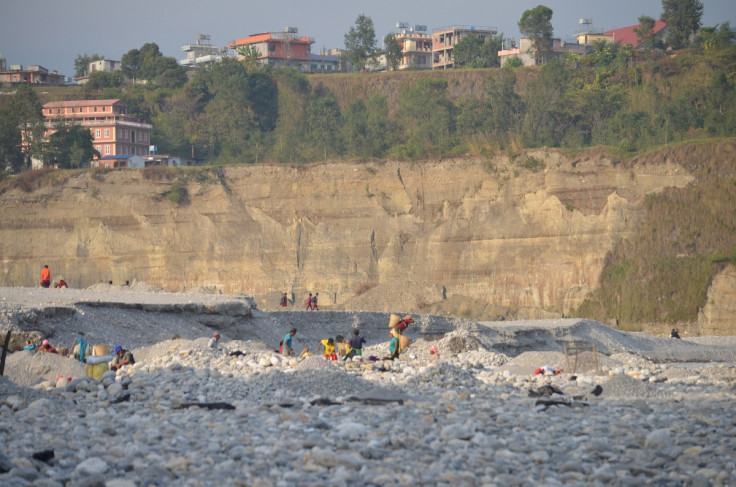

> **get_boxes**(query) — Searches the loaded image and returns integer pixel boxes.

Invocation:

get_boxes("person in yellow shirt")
[318,338,337,361]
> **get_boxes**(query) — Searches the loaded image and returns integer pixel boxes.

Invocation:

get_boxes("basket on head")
[388,314,402,328]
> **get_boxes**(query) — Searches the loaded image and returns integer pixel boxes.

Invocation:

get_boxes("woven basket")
[388,314,402,328]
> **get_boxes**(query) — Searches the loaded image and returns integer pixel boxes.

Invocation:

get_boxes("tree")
[43,120,99,168]
[236,44,260,71]
[344,14,378,72]
[518,5,554,63]
[383,33,402,71]
[661,0,704,50]
[452,35,486,68]
[0,84,44,171]
[83,71,124,92]
[397,78,456,156]
[73,53,103,77]
[634,15,657,49]
[504,56,523,68]
[481,34,505,68]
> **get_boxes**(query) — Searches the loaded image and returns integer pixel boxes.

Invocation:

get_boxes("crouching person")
[110,345,135,371]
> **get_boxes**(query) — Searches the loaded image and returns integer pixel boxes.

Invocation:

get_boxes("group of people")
[278,314,415,362]
[39,265,68,289]
[278,292,319,310]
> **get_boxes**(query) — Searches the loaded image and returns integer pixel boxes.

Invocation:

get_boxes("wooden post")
[0,331,10,376]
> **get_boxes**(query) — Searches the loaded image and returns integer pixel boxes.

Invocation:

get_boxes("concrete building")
[0,64,65,84]
[306,52,340,73]
[98,154,145,169]
[498,37,587,67]
[75,59,122,85]
[180,34,227,67]
[432,25,497,69]
[229,27,315,71]
[394,23,432,70]
[42,99,153,163]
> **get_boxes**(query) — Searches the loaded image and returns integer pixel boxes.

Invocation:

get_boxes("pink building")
[43,99,153,163]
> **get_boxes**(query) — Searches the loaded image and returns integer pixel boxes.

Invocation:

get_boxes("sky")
[1,0,734,77]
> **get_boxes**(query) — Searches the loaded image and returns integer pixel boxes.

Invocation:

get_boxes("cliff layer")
[0,149,693,320]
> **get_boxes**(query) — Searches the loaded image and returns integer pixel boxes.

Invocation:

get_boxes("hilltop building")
[229,27,315,71]
[432,25,497,69]
[0,64,65,84]
[74,59,122,85]
[41,99,153,167]
[498,37,588,67]
[394,23,432,70]
[180,34,227,67]
[605,20,668,49]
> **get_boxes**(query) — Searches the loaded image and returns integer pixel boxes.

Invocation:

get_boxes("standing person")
[208,331,221,351]
[280,293,288,309]
[318,338,338,361]
[344,329,367,360]
[311,292,319,311]
[305,293,313,310]
[392,315,414,336]
[281,328,297,356]
[110,345,135,371]
[40,265,51,288]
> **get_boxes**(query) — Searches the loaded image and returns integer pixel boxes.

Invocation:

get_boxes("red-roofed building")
[42,99,153,166]
[229,27,315,70]
[605,21,667,49]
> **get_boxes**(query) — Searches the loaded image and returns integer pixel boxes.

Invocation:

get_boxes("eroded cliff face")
[0,150,693,318]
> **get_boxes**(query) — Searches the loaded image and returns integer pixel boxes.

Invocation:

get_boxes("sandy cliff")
[0,149,693,319]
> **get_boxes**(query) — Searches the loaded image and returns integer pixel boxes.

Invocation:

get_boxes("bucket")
[93,344,109,356]
[388,314,401,328]
[85,362,109,380]
[399,335,412,352]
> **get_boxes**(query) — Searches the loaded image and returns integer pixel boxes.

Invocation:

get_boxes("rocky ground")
[1,286,735,487]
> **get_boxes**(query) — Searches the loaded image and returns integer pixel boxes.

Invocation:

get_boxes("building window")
[94,106,97,112]
[105,145,110,155]
[102,106,106,112]
[95,129,101,139]
[104,129,110,138]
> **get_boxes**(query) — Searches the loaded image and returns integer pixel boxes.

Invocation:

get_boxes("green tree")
[697,22,736,51]
[485,68,525,140]
[0,84,44,171]
[83,70,124,92]
[504,56,523,68]
[344,14,378,72]
[661,0,704,50]
[452,34,486,68]
[397,78,456,156]
[236,44,260,71]
[343,94,393,158]
[305,88,343,160]
[383,33,402,71]
[634,15,657,49]
[43,120,99,168]
[518,5,554,63]
[522,60,568,146]
[481,34,505,68]
[73,53,103,77]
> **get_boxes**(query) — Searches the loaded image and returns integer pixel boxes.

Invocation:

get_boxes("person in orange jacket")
[40,265,51,288]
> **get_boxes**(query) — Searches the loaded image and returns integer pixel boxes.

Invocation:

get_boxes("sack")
[388,314,401,328]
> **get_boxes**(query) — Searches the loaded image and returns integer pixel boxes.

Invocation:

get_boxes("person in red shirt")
[40,265,51,288]
[280,293,288,308]
[38,339,58,354]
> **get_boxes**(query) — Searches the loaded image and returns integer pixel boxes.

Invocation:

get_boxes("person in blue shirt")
[281,328,297,356]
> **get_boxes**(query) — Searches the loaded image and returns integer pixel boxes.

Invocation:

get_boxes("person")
[344,329,367,360]
[280,292,288,309]
[208,331,221,351]
[72,337,88,363]
[38,339,58,354]
[392,315,414,336]
[429,345,440,361]
[305,293,313,311]
[110,345,135,371]
[311,292,319,311]
[123,280,130,287]
[281,328,297,356]
[318,338,338,361]
[534,365,563,375]
[55,278,68,288]
[40,265,51,288]
[22,340,36,351]
[670,328,681,339]
[384,331,401,361]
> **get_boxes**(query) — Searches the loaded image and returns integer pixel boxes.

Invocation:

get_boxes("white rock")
[73,457,109,475]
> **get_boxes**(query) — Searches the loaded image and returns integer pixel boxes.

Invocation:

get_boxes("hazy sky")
[2,0,734,77]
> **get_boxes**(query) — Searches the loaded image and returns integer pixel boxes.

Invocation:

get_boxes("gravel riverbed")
[1,286,735,487]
